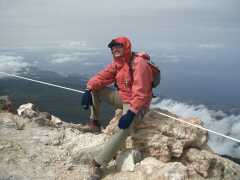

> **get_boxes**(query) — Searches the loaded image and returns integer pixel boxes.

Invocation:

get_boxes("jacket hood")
[109,37,132,63]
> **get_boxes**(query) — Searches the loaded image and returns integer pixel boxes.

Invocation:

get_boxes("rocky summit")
[0,98,240,180]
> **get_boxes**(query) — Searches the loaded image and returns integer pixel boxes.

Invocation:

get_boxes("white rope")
[154,111,240,143]
[0,72,84,94]
[1,71,240,144]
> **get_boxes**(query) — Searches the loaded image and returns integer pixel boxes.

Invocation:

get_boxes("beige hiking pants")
[90,87,147,165]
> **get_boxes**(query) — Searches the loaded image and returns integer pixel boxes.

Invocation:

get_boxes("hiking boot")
[88,119,101,133]
[87,160,102,180]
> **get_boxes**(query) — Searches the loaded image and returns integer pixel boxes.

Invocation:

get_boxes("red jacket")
[87,37,153,113]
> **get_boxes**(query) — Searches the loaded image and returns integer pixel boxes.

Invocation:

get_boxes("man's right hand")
[81,89,93,110]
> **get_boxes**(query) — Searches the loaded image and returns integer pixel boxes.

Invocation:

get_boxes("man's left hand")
[118,110,136,129]
[81,89,93,110]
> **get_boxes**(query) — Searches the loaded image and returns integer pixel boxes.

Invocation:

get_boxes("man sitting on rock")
[81,36,155,180]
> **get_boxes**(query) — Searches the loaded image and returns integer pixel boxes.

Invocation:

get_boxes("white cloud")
[151,52,192,63]
[162,55,181,63]
[151,98,240,158]
[82,62,103,66]
[50,51,100,64]
[199,43,224,49]
[0,55,30,78]
[58,41,88,49]
[50,53,82,64]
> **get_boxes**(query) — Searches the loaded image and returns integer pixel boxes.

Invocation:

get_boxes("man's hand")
[81,89,93,110]
[118,110,136,129]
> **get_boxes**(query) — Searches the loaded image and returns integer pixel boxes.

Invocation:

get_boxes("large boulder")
[16,103,63,128]
[104,108,208,162]
[17,103,38,118]
[131,109,208,161]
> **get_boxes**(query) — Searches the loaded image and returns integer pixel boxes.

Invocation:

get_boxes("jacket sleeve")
[87,63,117,91]
[129,57,153,113]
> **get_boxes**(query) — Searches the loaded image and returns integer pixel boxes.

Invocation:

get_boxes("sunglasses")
[111,44,123,50]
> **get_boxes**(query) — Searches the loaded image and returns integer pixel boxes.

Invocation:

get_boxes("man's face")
[111,45,124,58]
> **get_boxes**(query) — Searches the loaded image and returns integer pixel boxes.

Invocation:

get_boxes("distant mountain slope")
[0,68,114,125]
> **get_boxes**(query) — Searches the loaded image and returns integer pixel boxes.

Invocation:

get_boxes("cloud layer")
[0,55,30,78]
[50,51,100,64]
[0,0,239,48]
